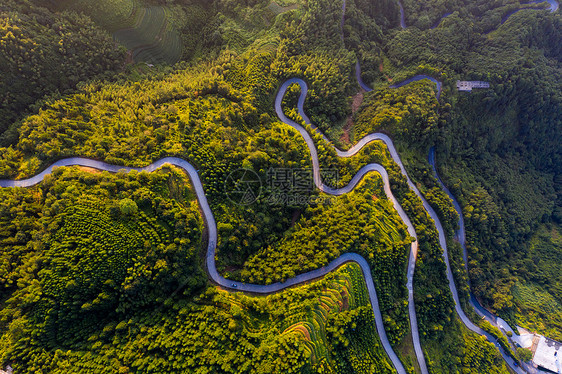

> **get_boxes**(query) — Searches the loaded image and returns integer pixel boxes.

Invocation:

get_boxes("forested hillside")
[0,0,125,137]
[0,166,393,372]
[346,0,561,341]
[0,0,560,372]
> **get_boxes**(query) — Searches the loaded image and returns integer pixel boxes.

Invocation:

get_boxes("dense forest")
[0,0,560,372]
[427,10,560,337]
[346,0,562,342]
[0,0,126,137]
[0,169,394,372]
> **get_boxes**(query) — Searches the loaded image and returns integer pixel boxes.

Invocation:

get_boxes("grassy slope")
[512,224,562,340]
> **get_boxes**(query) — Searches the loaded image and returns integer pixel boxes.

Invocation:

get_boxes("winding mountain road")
[501,0,559,25]
[428,149,538,374]
[279,74,526,373]
[0,78,523,374]
[2,2,556,372]
[398,1,406,29]
[276,78,427,373]
[0,154,413,371]
[400,0,558,32]
[0,80,532,374]
[0,85,426,374]
[431,12,453,29]
[355,45,528,372]
[0,74,478,374]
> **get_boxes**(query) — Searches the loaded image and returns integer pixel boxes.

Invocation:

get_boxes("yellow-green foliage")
[237,174,411,344]
[0,0,126,133]
[223,44,279,111]
[508,225,562,341]
[61,0,184,64]
[513,281,562,341]
[478,319,517,361]
[516,347,533,362]
[353,81,439,146]
[113,6,183,65]
[282,264,361,366]
[325,266,397,373]
[460,332,509,373]
[0,67,251,177]
[0,166,205,357]
[202,0,286,55]
[423,320,510,374]
[238,174,410,285]
[280,81,408,190]
[62,0,136,30]
[271,47,355,130]
[267,0,300,15]
[1,263,394,373]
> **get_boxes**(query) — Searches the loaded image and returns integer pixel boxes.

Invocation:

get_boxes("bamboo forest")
[0,0,561,373]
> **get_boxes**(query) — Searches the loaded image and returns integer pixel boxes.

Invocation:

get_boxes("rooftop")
[456,80,490,91]
[533,336,562,373]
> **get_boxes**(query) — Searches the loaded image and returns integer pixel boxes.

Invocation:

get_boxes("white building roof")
[456,80,490,91]
[533,336,562,373]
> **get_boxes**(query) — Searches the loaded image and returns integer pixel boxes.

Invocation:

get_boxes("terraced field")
[216,262,391,372]
[512,282,562,341]
[60,0,136,30]
[58,0,183,65]
[281,264,365,365]
[113,6,183,65]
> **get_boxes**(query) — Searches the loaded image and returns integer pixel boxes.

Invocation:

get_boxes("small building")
[533,336,562,373]
[456,80,490,91]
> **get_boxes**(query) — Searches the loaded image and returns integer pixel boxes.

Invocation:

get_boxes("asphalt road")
[0,76,513,374]
[1,78,447,374]
[428,148,527,373]
[280,75,528,373]
[0,159,410,373]
[4,36,555,373]
[276,78,430,373]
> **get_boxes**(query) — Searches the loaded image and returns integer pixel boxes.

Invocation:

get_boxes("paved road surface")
[0,163,412,373]
[354,61,441,100]
[1,75,527,374]
[5,8,556,366]
[398,1,406,28]
[431,13,453,29]
[276,78,432,373]
[1,75,450,374]
[428,148,527,373]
